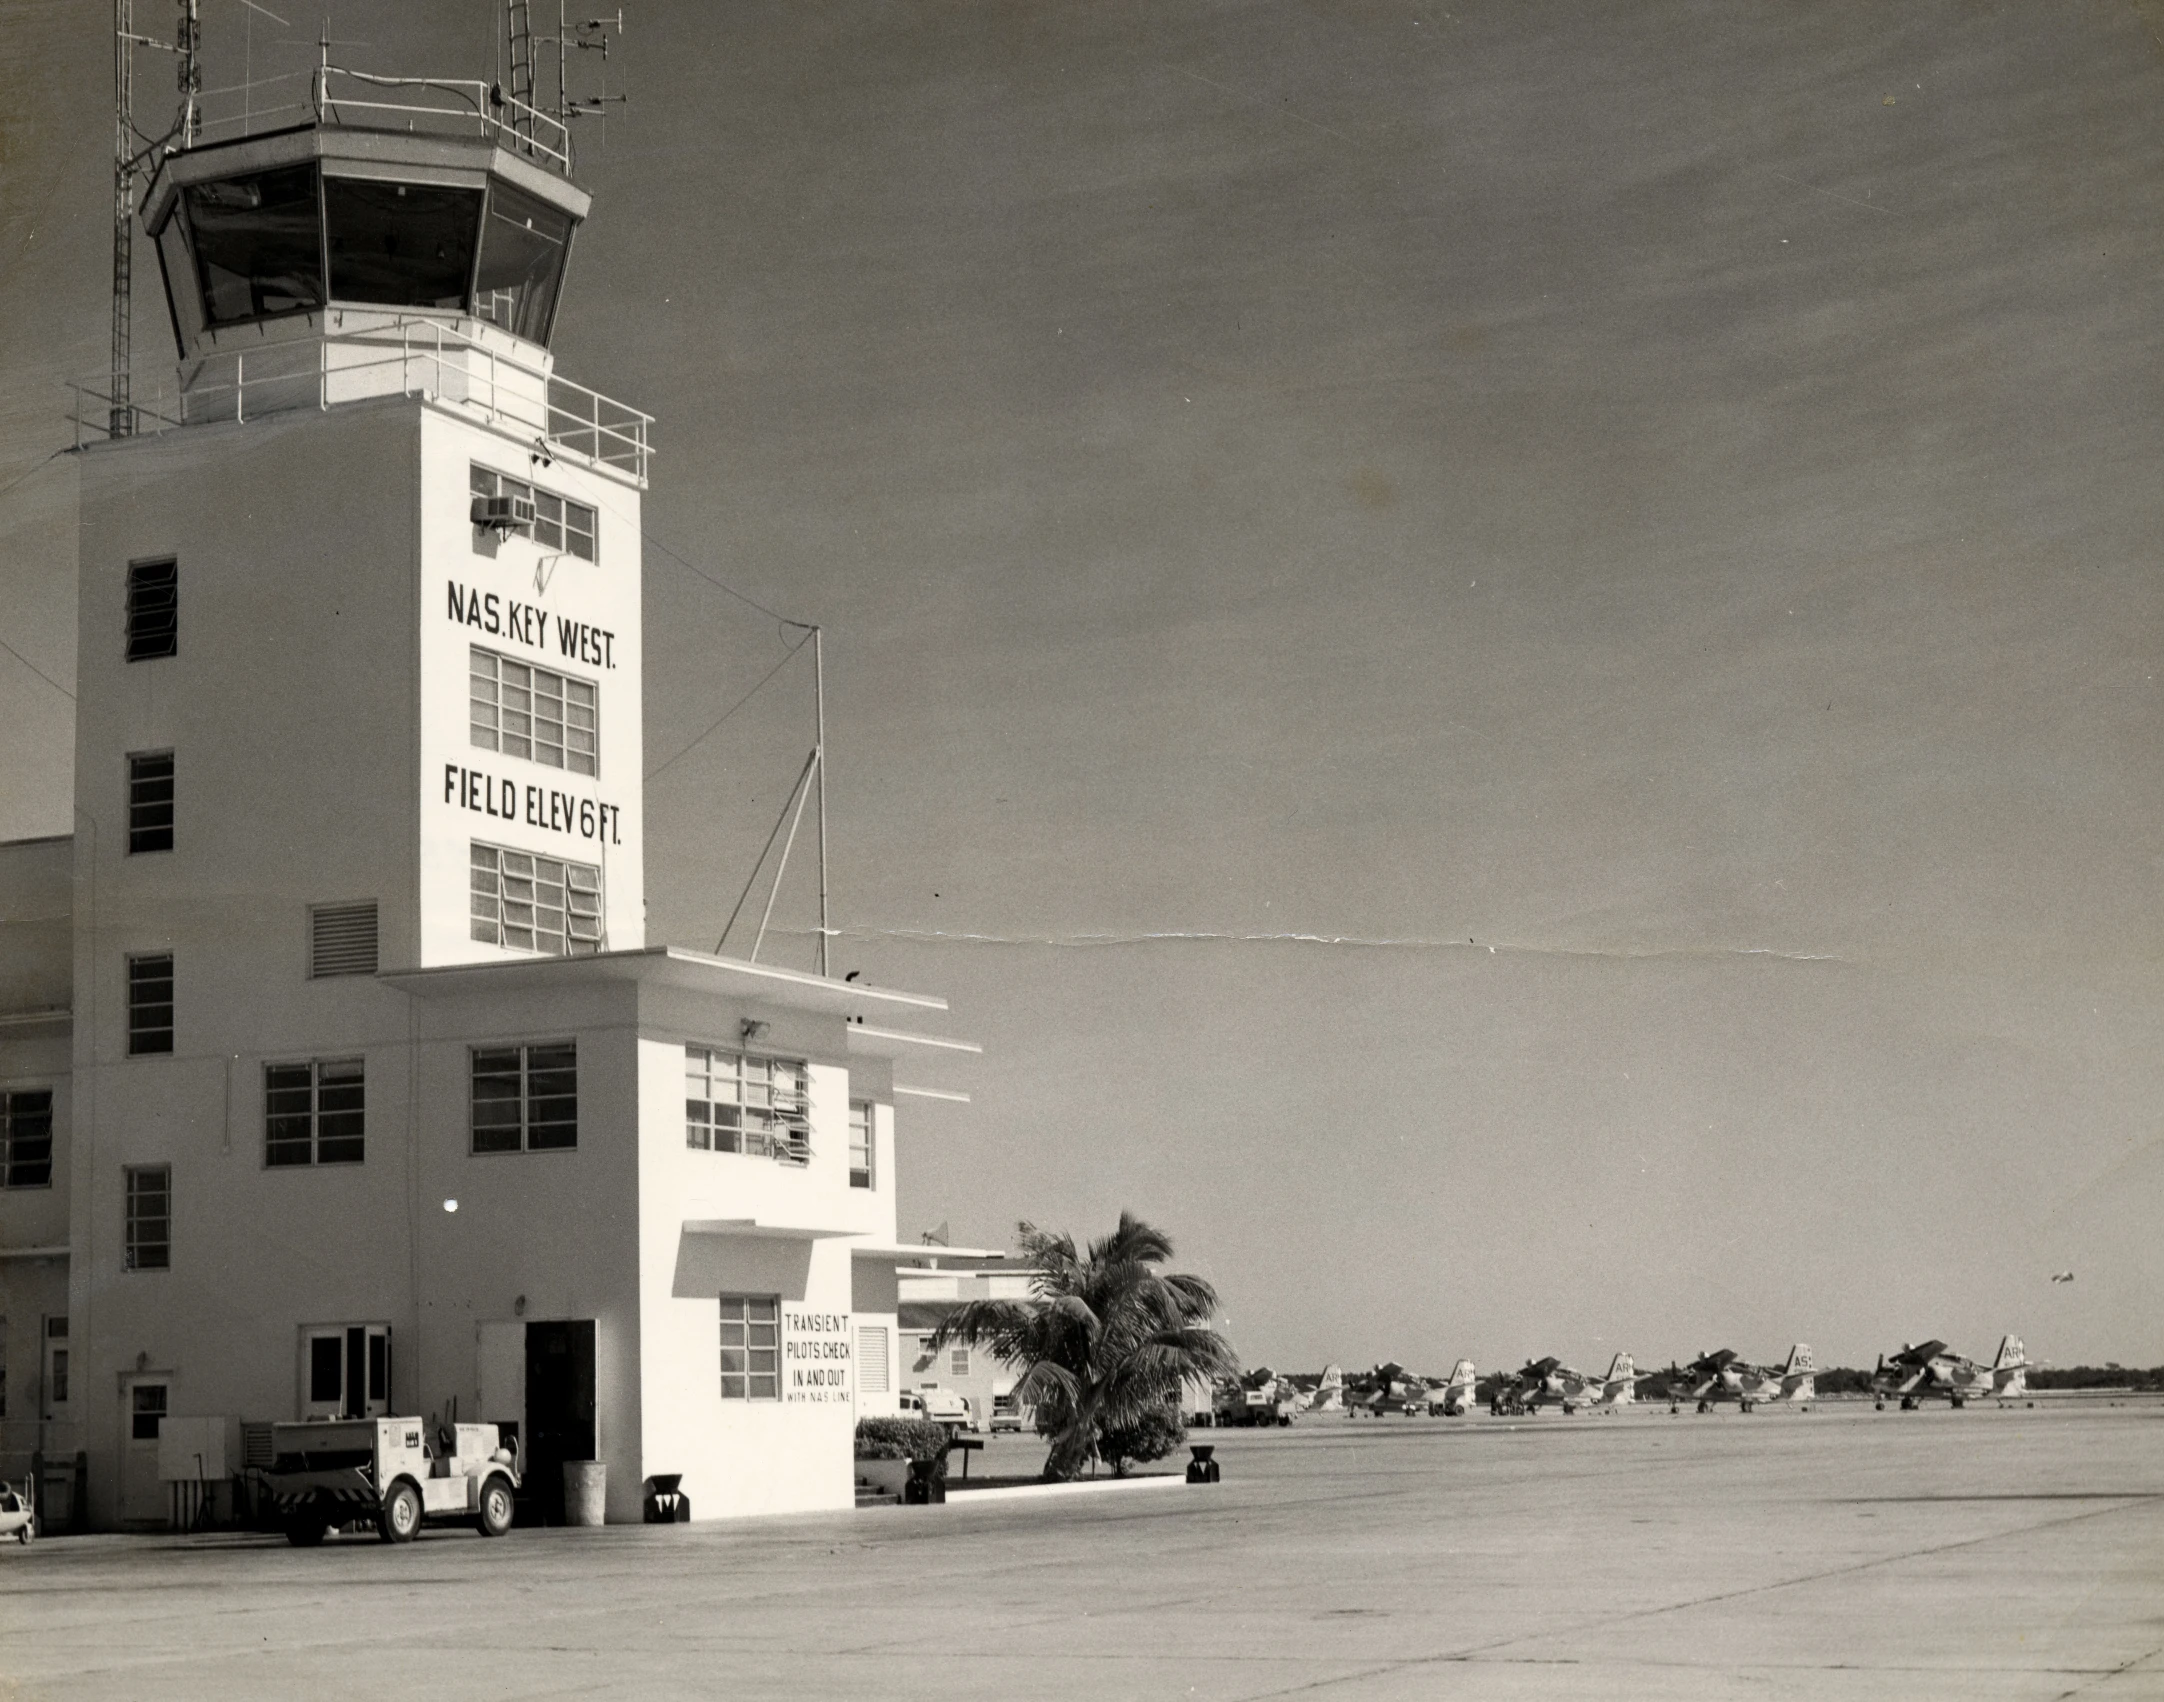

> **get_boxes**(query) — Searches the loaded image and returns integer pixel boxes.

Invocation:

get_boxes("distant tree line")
[2024,1365,2164,1391]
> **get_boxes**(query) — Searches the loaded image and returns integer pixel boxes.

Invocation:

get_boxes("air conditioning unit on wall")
[471,493,536,535]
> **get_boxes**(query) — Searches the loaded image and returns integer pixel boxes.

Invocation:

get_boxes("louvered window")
[469,843,601,955]
[310,901,379,978]
[126,558,178,661]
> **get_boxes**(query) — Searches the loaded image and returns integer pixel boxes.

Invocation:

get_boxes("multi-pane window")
[264,1059,365,1167]
[131,1382,167,1439]
[719,1296,780,1400]
[125,1165,171,1271]
[1,1090,54,1189]
[125,558,178,661]
[127,954,174,1055]
[471,1042,578,1153]
[685,1048,809,1164]
[469,647,598,775]
[127,751,175,853]
[848,1100,873,1189]
[469,465,597,561]
[469,842,602,956]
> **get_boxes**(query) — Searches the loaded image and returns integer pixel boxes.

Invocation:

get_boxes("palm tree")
[931,1214,1237,1480]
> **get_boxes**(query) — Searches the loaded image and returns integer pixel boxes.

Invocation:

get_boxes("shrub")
[1098,1402,1188,1476]
[853,1417,952,1470]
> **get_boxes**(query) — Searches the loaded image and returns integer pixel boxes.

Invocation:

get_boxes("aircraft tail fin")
[1992,1337,2027,1396]
[1786,1343,1814,1373]
[1447,1358,1476,1388]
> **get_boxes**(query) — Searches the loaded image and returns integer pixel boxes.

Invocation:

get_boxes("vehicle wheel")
[379,1480,423,1544]
[1561,1404,1574,1416]
[1697,1400,1710,1414]
[1874,1400,1885,1411]
[17,1518,33,1545]
[1950,1396,1964,1410]
[286,1514,327,1547]
[476,1475,515,1538]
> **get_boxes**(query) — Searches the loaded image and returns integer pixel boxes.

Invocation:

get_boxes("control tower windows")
[127,751,175,853]
[469,842,602,956]
[470,647,598,775]
[182,164,324,327]
[125,558,178,661]
[323,179,482,311]
[474,179,573,344]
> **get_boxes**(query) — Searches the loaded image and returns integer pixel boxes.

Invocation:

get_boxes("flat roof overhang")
[144,123,590,238]
[379,944,949,1020]
[677,1222,1000,1262]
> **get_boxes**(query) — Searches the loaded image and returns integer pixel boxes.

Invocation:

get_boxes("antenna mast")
[110,0,200,438]
[111,0,134,437]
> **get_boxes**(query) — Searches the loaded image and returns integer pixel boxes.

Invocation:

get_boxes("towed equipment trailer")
[267,1419,519,1546]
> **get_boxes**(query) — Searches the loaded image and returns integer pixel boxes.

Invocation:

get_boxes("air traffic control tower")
[11,29,982,1530]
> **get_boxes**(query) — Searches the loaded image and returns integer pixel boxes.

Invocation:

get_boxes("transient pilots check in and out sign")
[784,1311,853,1405]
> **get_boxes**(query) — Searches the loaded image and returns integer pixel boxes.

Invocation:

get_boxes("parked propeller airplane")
[1490,1353,1649,1415]
[1667,1345,1815,1413]
[1346,1359,1479,1416]
[1873,1336,2027,1409]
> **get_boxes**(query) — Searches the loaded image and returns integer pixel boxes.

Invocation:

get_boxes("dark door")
[523,1320,595,1525]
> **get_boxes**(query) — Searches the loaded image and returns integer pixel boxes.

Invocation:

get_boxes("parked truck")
[266,1418,518,1545]
[1212,1369,1300,1427]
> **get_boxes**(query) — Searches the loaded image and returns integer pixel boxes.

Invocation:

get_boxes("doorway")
[523,1320,595,1525]
[299,1324,390,1419]
[119,1376,169,1525]
[41,1317,69,1421]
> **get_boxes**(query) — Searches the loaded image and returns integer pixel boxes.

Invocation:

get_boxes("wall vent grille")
[310,901,379,978]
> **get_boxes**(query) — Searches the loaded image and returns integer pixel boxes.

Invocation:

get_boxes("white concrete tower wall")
[418,409,644,967]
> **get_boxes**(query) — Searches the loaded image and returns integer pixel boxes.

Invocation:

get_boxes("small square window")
[131,1383,167,1440]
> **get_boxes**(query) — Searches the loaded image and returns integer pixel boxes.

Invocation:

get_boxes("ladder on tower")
[504,0,536,142]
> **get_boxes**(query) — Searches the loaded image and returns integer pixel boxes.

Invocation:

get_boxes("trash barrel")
[563,1461,607,1526]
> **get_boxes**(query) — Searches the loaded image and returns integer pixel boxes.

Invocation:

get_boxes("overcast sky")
[4,0,2161,1373]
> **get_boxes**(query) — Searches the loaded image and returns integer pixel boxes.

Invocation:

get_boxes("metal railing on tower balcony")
[68,314,653,484]
[188,65,574,176]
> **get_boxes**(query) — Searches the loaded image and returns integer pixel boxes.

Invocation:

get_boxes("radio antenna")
[110,0,199,438]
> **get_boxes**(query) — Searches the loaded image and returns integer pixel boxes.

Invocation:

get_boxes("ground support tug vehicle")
[0,1479,33,1544]
[266,1419,518,1545]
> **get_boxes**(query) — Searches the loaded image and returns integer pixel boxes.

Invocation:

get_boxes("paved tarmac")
[3,1400,2160,1700]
